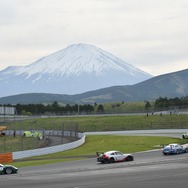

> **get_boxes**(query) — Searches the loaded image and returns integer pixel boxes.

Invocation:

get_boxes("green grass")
[6,114,188,132]
[9,135,187,168]
[0,136,46,153]
[3,114,188,167]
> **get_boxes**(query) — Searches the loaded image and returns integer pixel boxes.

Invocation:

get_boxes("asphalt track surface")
[1,131,188,188]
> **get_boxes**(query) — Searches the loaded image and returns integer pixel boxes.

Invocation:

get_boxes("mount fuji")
[0,43,152,98]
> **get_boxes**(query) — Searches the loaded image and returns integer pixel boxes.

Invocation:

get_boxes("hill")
[0,69,187,104]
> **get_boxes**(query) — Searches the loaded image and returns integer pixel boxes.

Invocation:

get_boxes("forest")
[1,96,188,115]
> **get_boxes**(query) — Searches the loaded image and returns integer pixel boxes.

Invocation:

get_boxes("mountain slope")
[0,43,152,98]
[77,68,188,103]
[0,69,187,104]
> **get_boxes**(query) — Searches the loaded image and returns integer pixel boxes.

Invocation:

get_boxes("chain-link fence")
[0,122,80,153]
[0,136,47,153]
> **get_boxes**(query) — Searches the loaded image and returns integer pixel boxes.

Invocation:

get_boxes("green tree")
[145,101,151,111]
[97,104,105,114]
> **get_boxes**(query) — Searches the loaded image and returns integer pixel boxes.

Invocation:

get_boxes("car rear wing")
[96,152,104,156]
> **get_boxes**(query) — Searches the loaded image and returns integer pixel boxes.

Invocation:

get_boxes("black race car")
[0,163,18,174]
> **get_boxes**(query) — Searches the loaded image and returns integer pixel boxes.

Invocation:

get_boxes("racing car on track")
[162,143,188,155]
[97,150,134,163]
[0,163,18,174]
[182,132,188,139]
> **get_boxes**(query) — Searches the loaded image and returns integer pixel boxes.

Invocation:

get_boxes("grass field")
[5,114,188,132]
[10,135,187,168]
[2,114,188,167]
[0,136,46,153]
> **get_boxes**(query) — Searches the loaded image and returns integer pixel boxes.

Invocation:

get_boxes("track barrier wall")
[0,152,13,163]
[12,132,85,160]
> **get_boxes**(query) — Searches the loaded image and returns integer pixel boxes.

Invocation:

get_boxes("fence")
[0,136,46,153]
[0,129,80,153]
[12,132,85,160]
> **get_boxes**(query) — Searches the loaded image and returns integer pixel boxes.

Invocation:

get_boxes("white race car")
[97,150,134,163]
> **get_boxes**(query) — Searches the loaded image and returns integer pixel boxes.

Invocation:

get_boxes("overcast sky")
[0,0,188,76]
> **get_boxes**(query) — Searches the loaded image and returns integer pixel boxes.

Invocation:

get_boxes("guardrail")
[12,132,85,160]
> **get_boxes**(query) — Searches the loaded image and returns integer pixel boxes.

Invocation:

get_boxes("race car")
[162,143,188,155]
[97,150,134,163]
[182,132,188,139]
[0,163,18,174]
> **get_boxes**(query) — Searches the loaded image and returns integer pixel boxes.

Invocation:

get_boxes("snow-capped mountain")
[0,43,152,98]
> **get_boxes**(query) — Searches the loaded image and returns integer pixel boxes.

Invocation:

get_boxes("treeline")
[14,102,96,115]
[154,96,188,110]
[4,102,104,115]
[2,96,188,115]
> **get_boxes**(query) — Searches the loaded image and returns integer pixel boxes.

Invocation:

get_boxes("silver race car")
[97,150,134,163]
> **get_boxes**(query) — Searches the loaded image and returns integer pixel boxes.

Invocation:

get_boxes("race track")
[1,131,188,188]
